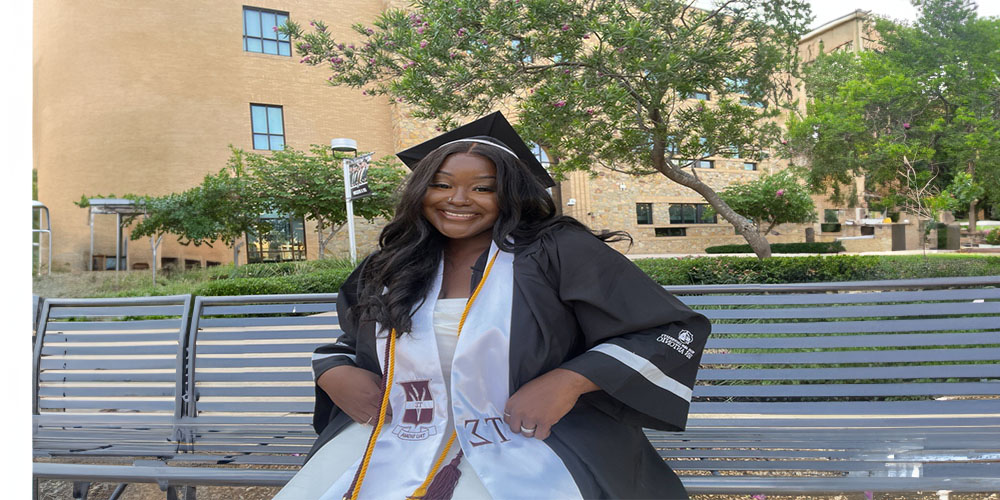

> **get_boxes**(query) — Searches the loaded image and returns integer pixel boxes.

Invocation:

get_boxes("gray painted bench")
[33,277,1000,498]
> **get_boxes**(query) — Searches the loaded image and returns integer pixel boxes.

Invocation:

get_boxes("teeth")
[443,211,476,219]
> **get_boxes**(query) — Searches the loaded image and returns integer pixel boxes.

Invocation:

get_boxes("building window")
[655,227,687,237]
[670,203,717,224]
[740,97,766,108]
[244,7,291,56]
[528,142,550,170]
[246,213,307,263]
[743,162,757,171]
[695,159,714,169]
[636,203,653,225]
[684,91,710,100]
[251,104,285,150]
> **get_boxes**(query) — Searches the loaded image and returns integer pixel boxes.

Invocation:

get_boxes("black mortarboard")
[395,111,555,188]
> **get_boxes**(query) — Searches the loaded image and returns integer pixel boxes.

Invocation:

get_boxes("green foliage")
[191,268,351,296]
[710,168,817,234]
[704,241,844,254]
[242,145,405,257]
[282,0,815,257]
[986,228,1000,245]
[634,254,1000,285]
[787,0,1000,227]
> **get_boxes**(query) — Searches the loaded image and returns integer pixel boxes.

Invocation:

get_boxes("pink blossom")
[752,496,766,500]
[317,25,326,33]
[903,122,911,129]
[564,69,571,74]
[616,46,625,53]
[361,90,367,95]
[457,8,462,12]
[583,34,590,39]
[348,44,355,49]
[369,58,376,64]
[366,28,375,34]
[449,52,458,58]
[457,28,468,36]
[301,43,311,50]
[417,26,425,34]
[420,41,428,48]
[529,88,534,93]
[562,24,570,31]
[554,100,567,107]
[781,139,788,145]
[864,493,873,500]
[338,44,345,50]
[586,109,595,115]
[776,189,785,197]
[272,26,279,33]
[309,21,315,27]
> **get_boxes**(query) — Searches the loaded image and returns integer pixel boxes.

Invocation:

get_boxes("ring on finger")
[520,425,536,434]
[503,411,511,417]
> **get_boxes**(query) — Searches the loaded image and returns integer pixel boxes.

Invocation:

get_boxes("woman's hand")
[503,368,599,440]
[317,365,384,425]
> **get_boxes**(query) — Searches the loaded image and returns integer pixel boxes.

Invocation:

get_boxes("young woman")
[275,113,711,500]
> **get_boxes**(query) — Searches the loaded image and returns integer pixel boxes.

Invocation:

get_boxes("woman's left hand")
[503,368,599,440]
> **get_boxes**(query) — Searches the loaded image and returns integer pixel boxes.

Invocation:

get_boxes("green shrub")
[632,254,1000,285]
[193,268,351,296]
[986,228,1000,245]
[704,241,845,254]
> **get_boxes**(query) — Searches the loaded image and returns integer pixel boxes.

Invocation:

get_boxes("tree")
[711,168,817,236]
[129,152,273,267]
[787,0,1000,232]
[283,0,814,258]
[242,145,406,258]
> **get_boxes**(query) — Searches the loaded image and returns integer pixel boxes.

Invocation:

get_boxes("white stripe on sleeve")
[311,352,357,378]
[590,343,693,402]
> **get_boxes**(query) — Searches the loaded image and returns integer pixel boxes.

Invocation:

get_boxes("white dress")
[274,298,491,499]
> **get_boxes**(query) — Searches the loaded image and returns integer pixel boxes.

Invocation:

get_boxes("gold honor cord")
[345,249,501,500]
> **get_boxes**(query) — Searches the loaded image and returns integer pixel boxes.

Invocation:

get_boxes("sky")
[804,0,1000,29]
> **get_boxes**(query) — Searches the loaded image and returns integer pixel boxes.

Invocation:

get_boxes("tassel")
[422,450,464,500]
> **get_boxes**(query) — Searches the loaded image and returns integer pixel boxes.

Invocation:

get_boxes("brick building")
[33,1,874,272]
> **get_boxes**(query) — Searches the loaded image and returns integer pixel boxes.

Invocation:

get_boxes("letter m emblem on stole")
[392,380,437,441]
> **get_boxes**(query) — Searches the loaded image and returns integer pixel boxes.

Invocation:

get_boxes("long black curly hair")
[355,139,630,335]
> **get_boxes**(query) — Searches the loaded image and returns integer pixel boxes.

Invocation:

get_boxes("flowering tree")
[712,168,816,235]
[282,0,813,258]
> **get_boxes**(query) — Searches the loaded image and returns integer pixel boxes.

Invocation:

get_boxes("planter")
[820,223,842,233]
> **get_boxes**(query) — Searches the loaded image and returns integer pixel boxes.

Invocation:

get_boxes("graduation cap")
[395,111,555,188]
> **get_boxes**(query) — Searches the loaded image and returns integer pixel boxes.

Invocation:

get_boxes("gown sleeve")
[310,256,375,434]
[548,226,711,431]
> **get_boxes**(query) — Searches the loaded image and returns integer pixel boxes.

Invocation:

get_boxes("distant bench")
[33,277,1000,499]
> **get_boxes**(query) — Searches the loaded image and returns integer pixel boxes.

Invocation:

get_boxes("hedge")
[704,241,846,254]
[104,254,1000,297]
[632,254,1000,285]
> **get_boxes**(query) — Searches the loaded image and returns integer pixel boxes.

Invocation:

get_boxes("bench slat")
[44,320,184,332]
[700,301,1000,319]
[201,303,337,315]
[696,364,1000,380]
[707,331,1000,349]
[701,347,1000,364]
[197,316,337,328]
[693,381,1000,398]
[48,305,186,318]
[678,288,1000,305]
[40,358,177,370]
[713,316,1000,334]
[196,329,340,341]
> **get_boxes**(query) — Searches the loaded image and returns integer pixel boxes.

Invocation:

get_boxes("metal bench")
[33,277,1000,498]
[653,276,1000,496]
[32,295,192,499]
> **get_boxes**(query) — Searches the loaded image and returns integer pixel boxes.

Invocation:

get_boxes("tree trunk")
[651,147,771,258]
[316,219,327,259]
[969,200,978,238]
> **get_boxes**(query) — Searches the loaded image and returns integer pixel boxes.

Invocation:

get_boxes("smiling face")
[421,152,500,247]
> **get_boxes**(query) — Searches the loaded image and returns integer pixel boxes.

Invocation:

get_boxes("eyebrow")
[434,171,497,180]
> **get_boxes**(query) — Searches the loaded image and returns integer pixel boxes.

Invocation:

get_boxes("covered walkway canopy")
[87,198,145,272]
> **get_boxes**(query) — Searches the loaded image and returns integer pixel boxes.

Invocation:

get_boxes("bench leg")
[937,491,951,500]
[163,484,196,500]
[109,483,128,500]
[71,481,90,500]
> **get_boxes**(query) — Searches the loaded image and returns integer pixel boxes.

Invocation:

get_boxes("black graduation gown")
[309,224,711,499]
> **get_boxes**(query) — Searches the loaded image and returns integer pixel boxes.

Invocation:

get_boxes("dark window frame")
[250,103,286,151]
[243,6,291,56]
[655,227,687,237]
[636,203,653,225]
[695,159,714,169]
[670,203,717,224]
[743,162,757,171]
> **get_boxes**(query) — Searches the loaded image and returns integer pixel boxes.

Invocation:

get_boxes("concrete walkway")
[625,248,963,260]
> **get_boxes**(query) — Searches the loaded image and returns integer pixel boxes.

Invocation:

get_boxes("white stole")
[320,242,582,500]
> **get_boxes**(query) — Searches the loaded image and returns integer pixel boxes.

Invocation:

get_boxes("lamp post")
[331,138,359,264]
